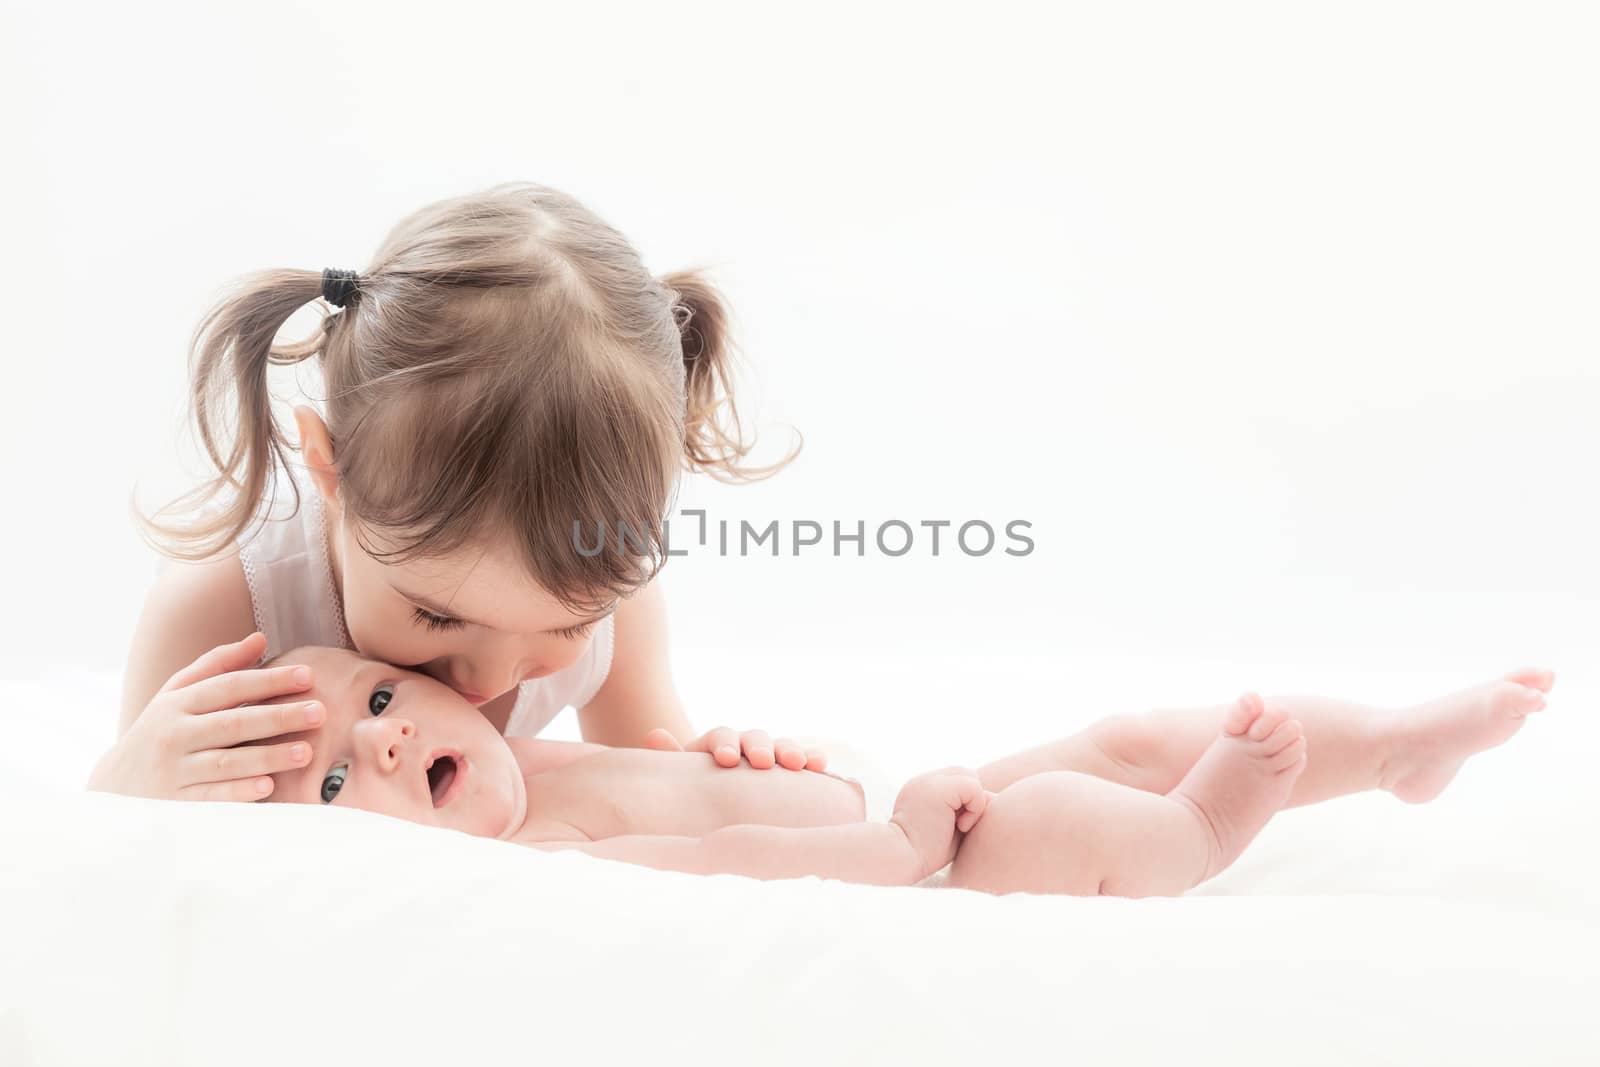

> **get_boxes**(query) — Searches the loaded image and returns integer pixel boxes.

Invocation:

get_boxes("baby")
[255,646,1551,894]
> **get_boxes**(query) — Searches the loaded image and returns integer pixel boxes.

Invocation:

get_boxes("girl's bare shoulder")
[120,553,256,727]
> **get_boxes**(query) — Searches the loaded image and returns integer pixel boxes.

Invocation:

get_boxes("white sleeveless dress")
[236,467,615,737]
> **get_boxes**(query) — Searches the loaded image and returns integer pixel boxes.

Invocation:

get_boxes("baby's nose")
[359,718,416,773]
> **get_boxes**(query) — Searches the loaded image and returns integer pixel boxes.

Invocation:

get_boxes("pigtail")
[661,268,800,483]
[140,269,331,560]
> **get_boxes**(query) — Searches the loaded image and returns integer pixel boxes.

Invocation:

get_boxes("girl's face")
[329,513,616,708]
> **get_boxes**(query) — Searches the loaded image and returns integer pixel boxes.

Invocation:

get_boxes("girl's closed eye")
[320,684,397,803]
[411,606,465,633]
[552,622,594,641]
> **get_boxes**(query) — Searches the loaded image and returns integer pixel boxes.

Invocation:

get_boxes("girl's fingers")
[184,740,314,786]
[773,739,808,771]
[179,776,278,803]
[740,730,775,769]
[159,632,268,694]
[187,700,326,750]
[694,727,741,767]
[174,664,314,715]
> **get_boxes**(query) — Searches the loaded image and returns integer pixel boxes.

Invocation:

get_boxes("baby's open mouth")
[425,751,465,808]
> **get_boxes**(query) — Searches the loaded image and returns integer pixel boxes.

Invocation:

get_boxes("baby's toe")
[1503,667,1555,693]
[1246,702,1291,743]
[1224,692,1265,736]
[1493,680,1547,717]
[1260,717,1304,756]
[1266,735,1308,775]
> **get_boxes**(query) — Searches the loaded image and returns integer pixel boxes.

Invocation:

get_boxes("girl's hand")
[642,727,828,772]
[87,632,324,802]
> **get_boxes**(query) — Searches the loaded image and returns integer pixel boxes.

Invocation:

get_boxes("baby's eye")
[321,764,347,803]
[369,685,394,716]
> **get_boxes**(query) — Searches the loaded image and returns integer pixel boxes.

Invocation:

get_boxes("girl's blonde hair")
[146,181,797,611]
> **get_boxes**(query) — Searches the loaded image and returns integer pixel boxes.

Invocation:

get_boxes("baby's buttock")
[523,748,867,840]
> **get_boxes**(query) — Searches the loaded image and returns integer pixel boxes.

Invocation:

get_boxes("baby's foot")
[1380,668,1552,803]
[1170,694,1308,882]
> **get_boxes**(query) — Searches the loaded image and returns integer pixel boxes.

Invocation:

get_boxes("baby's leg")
[949,695,1306,896]
[977,668,1552,806]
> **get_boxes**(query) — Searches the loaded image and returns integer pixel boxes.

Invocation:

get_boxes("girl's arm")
[577,579,827,771]
[120,554,259,733]
[576,577,694,746]
[99,559,322,802]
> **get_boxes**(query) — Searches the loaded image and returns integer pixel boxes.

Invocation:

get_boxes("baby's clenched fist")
[889,767,992,881]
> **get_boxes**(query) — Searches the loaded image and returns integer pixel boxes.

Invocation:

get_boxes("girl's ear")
[292,406,341,508]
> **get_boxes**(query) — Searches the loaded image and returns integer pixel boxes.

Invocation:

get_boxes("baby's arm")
[527,822,923,886]
[524,768,989,886]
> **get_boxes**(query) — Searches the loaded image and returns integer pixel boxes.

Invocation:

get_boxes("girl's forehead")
[388,553,558,611]
[351,525,618,625]
[358,536,544,597]
[398,547,532,586]
[381,551,618,633]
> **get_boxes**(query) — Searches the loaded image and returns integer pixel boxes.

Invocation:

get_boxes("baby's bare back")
[512,748,867,843]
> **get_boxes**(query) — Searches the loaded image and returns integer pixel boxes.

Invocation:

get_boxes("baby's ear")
[292,406,340,506]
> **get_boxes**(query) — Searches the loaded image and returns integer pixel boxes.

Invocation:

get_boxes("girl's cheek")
[345,606,426,662]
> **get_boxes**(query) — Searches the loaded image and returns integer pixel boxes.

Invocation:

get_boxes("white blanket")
[3,672,1597,1066]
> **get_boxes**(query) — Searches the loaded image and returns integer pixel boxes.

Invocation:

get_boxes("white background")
[2,1,1595,780]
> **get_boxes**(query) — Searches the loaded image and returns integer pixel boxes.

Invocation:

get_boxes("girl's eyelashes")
[411,605,466,633]
[321,764,347,803]
[410,602,593,640]
[552,622,595,641]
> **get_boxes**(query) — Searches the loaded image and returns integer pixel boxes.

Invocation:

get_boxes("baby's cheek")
[464,776,516,838]
[346,781,421,822]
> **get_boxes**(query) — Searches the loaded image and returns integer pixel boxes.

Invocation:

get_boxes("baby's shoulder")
[511,817,593,847]
[505,737,612,776]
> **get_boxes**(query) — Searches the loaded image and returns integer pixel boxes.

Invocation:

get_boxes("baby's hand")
[641,727,827,772]
[889,767,992,880]
[87,633,321,802]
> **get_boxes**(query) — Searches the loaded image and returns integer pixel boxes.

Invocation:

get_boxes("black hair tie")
[321,268,361,308]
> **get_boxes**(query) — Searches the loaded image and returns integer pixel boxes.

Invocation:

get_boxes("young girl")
[93,182,817,802]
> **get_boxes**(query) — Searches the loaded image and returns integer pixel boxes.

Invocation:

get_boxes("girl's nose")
[475,657,541,702]
[356,717,416,773]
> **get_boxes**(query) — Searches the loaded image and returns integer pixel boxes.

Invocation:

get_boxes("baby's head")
[256,645,526,841]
